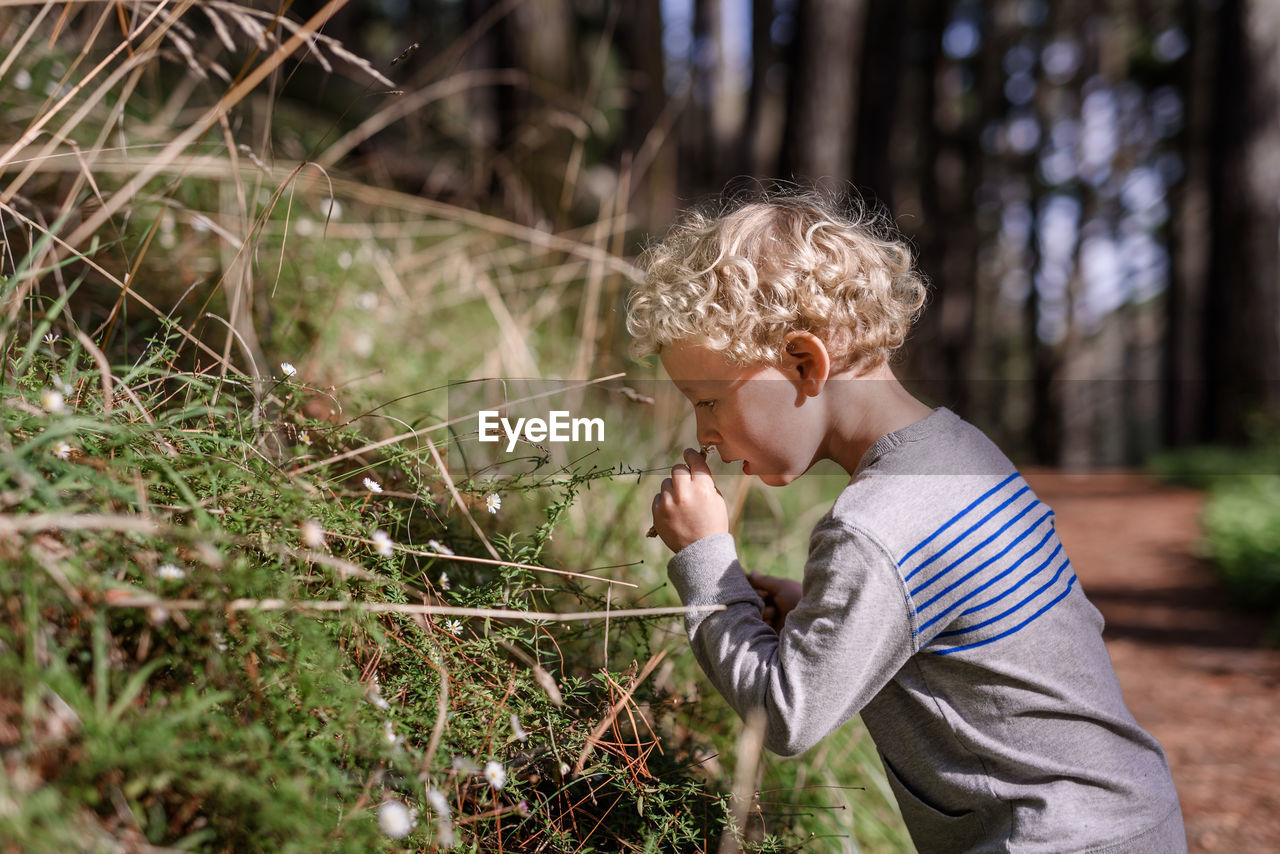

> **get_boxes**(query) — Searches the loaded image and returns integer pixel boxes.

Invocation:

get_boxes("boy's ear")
[783,332,830,395]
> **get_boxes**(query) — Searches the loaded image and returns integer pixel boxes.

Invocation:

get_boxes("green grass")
[0,328,749,851]
[0,4,910,850]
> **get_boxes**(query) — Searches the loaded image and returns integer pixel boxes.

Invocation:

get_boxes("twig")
[573,648,667,775]
[100,595,724,623]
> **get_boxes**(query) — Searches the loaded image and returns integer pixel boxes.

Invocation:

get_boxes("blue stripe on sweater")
[914,511,1057,634]
[899,473,1020,573]
[930,573,1078,656]
[961,539,1065,617]
[908,494,1038,597]
[934,558,1073,640]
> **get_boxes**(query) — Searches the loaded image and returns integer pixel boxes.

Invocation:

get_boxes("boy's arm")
[668,520,915,756]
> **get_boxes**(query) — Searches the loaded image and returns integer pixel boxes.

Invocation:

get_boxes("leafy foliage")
[0,329,749,851]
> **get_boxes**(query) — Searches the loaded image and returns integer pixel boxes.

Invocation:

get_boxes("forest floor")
[1026,471,1280,853]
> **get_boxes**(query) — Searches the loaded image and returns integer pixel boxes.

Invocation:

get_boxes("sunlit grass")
[0,2,911,850]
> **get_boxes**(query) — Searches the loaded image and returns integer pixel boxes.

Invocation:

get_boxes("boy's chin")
[755,470,800,487]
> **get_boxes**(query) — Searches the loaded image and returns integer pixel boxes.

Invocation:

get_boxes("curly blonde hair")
[626,190,928,369]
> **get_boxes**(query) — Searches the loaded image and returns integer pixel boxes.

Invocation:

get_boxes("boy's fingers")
[684,447,712,475]
[670,462,692,483]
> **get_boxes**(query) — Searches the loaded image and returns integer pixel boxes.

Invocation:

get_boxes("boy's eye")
[695,400,715,410]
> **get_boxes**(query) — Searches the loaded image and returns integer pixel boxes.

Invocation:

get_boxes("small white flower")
[437,572,451,591]
[51,441,72,460]
[156,563,185,581]
[426,787,450,817]
[510,713,527,743]
[428,539,454,556]
[377,799,416,839]
[280,361,296,377]
[148,606,169,626]
[363,476,383,494]
[298,430,312,447]
[384,719,404,748]
[14,69,31,91]
[372,529,394,558]
[367,688,390,711]
[484,493,501,514]
[301,520,325,549]
[451,756,477,775]
[483,760,506,790]
[44,332,60,345]
[40,389,65,413]
[337,250,353,269]
[443,619,463,636]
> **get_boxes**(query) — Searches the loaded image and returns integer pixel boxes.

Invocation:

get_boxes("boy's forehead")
[660,341,741,383]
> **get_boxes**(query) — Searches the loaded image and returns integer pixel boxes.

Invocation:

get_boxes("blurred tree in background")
[277,0,1278,468]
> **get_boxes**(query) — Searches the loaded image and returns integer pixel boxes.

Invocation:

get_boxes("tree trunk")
[1205,0,1280,441]
[1164,0,1214,446]
[779,0,868,183]
[852,0,906,208]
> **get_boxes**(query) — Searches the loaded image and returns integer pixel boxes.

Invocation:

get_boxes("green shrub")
[1201,476,1280,612]
[0,328,757,851]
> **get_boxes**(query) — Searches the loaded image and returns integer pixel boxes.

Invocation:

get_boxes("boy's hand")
[747,572,803,633]
[651,448,729,553]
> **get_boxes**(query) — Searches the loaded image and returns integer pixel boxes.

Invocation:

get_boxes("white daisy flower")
[510,713,527,742]
[372,529,394,558]
[156,563,185,581]
[427,539,454,556]
[280,361,296,377]
[298,430,312,446]
[301,520,325,549]
[44,332,60,345]
[484,493,501,514]
[52,441,72,460]
[363,476,383,494]
[437,572,451,591]
[377,799,416,839]
[443,619,463,636]
[40,389,65,413]
[483,760,506,790]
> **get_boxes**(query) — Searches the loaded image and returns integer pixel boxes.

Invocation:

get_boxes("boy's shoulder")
[825,408,1041,565]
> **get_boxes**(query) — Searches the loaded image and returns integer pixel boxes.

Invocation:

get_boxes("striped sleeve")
[896,473,1079,656]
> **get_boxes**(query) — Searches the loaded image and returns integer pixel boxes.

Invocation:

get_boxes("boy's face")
[660,340,826,486]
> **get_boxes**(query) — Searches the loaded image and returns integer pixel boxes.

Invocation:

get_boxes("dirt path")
[1026,472,1280,853]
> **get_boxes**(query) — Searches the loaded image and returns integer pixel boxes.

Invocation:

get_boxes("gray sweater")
[668,408,1185,854]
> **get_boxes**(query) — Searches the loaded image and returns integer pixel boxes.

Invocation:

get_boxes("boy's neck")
[821,362,935,477]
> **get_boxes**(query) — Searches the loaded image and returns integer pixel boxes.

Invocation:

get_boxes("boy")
[626,193,1185,853]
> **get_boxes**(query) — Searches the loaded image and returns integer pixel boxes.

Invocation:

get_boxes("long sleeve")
[667,520,916,756]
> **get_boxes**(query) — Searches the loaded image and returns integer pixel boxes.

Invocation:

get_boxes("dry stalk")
[719,707,767,854]
[99,595,725,623]
[572,648,668,776]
